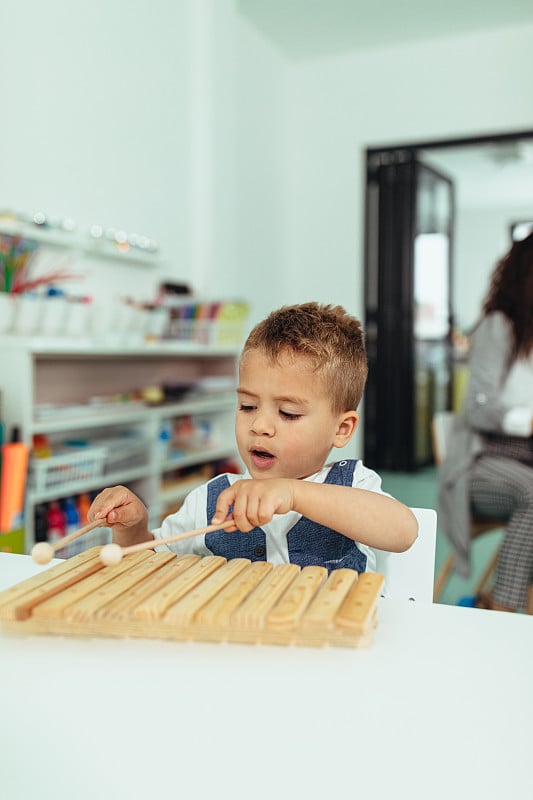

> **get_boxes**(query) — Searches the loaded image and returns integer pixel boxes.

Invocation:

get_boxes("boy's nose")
[250,411,274,436]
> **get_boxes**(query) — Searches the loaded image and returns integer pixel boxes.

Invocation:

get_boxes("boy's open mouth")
[252,448,273,459]
[250,447,276,468]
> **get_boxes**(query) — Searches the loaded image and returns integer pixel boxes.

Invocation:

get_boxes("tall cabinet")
[0,339,240,553]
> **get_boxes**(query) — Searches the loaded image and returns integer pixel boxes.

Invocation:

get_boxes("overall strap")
[324,459,358,486]
[287,459,367,573]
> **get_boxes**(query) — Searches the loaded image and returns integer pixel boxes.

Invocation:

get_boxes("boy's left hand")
[211,478,295,532]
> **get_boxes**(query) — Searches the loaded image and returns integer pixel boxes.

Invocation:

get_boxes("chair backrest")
[431,410,456,464]
[374,507,437,603]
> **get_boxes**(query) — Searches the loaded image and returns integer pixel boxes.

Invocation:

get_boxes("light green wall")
[2,1,532,342]
[284,22,533,327]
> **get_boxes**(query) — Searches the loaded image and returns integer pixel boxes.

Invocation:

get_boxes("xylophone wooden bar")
[38,552,162,623]
[100,553,200,621]
[0,547,384,648]
[0,548,105,621]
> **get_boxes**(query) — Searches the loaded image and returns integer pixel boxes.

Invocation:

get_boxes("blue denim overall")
[205,460,367,573]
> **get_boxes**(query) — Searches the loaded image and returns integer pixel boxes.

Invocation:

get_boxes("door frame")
[363,128,533,471]
[365,128,533,158]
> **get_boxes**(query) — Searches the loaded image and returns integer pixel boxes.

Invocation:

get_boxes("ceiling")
[237,2,533,210]
[237,0,533,59]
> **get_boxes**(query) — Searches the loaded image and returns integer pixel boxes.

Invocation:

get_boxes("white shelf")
[160,445,236,473]
[0,336,241,358]
[30,394,236,435]
[0,218,160,267]
[157,395,236,418]
[31,406,149,435]
[159,476,208,506]
[0,343,239,552]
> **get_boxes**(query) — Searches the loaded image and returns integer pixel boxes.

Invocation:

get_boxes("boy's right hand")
[87,485,149,535]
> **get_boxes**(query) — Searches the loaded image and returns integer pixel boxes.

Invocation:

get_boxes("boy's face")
[235,348,358,480]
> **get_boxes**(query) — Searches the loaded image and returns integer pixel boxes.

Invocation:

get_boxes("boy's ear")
[333,411,359,448]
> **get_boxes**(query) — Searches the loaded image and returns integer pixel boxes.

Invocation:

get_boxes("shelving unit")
[0,339,241,552]
[0,216,161,267]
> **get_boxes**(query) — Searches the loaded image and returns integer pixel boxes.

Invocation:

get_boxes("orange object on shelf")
[77,493,92,525]
[0,440,30,533]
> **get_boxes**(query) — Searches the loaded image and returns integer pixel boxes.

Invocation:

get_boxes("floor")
[380,466,504,608]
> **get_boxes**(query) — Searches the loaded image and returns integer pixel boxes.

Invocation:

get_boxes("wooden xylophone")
[0,547,384,648]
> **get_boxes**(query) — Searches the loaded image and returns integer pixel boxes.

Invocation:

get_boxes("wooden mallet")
[99,518,236,565]
[31,519,107,564]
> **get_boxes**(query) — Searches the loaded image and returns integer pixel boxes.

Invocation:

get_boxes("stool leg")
[433,554,455,602]
[474,549,499,595]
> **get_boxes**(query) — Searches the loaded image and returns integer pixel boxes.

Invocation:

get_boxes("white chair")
[375,507,437,603]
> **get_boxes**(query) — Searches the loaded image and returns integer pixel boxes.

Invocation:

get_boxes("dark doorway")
[363,129,533,471]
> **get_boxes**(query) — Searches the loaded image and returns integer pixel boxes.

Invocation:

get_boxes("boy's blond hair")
[241,302,368,414]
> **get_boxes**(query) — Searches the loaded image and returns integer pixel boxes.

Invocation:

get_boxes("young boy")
[89,302,417,573]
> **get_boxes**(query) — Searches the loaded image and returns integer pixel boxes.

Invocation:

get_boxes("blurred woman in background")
[439,231,533,613]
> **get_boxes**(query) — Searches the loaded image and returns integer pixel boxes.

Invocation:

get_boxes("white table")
[0,552,531,800]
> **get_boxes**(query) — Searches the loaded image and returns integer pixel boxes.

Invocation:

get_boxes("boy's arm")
[291,481,417,552]
[212,479,417,553]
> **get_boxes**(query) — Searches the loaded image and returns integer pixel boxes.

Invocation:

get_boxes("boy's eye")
[280,410,302,420]
[239,403,255,412]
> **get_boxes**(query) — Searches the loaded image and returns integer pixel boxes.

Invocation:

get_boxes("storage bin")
[29,447,108,493]
[103,436,149,474]
[86,434,150,474]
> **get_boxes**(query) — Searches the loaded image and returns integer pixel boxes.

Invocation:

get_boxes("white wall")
[453,204,532,332]
[2,3,533,458]
[0,0,197,301]
[0,0,288,315]
[4,5,532,322]
[282,22,533,455]
[285,23,533,328]
[208,4,289,328]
